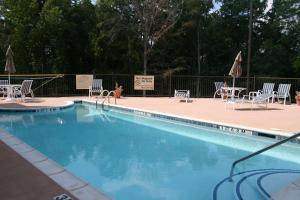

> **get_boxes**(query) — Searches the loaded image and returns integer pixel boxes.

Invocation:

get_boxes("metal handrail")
[229,132,300,181]
[32,74,64,91]
[96,90,116,108]
[106,91,116,104]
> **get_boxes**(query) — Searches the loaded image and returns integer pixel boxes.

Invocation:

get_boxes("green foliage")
[0,0,299,77]
[294,53,300,72]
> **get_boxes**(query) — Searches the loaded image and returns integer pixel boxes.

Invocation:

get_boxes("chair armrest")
[12,85,21,90]
[242,95,248,100]
[257,90,264,95]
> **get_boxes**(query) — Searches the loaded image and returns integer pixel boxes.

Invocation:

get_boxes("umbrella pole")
[232,78,235,99]
[8,73,10,85]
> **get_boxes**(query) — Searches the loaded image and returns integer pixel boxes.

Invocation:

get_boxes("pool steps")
[0,129,112,200]
[213,168,300,200]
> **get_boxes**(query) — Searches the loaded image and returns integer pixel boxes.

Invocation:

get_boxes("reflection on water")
[1,104,300,200]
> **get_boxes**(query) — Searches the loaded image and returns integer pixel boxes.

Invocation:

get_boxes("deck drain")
[53,194,72,200]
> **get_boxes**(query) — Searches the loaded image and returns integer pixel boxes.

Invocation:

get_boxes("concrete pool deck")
[0,96,300,200]
[0,139,77,200]
[2,96,298,134]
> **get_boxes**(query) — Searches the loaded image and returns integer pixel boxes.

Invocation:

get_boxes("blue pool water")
[1,103,300,200]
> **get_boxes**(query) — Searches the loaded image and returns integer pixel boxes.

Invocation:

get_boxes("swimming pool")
[1,102,300,200]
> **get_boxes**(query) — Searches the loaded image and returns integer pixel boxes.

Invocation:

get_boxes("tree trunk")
[127,35,131,73]
[196,22,201,97]
[143,34,148,97]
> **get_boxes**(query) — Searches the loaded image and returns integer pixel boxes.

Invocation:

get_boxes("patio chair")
[245,93,274,109]
[245,83,275,102]
[0,80,9,97]
[89,79,103,97]
[227,93,274,110]
[272,84,291,105]
[213,82,225,99]
[12,80,34,101]
[174,90,190,102]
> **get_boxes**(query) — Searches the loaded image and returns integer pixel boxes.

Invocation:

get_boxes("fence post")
[55,77,58,97]
[253,75,256,91]
[112,73,114,91]
[196,76,200,98]
[168,74,172,97]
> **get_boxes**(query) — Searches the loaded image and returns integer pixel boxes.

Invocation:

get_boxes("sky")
[211,0,274,13]
[90,0,274,13]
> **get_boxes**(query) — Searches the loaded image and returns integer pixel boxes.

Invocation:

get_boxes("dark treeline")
[0,0,299,77]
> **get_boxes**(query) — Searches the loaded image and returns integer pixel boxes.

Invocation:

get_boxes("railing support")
[229,132,300,181]
[96,90,117,108]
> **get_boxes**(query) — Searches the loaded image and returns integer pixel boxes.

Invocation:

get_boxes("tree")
[252,0,300,76]
[131,0,183,75]
[93,0,141,73]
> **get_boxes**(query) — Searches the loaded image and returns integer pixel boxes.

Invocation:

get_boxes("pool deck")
[1,96,299,135]
[1,96,300,200]
[0,139,77,200]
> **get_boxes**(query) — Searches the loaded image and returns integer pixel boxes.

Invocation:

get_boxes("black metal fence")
[1,74,300,100]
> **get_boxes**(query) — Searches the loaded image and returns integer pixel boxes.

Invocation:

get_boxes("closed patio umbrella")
[229,51,242,98]
[5,45,16,85]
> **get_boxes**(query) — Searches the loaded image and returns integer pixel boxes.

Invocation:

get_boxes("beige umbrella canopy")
[229,51,242,89]
[5,45,16,84]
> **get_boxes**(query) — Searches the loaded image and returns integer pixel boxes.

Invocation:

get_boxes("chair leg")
[213,91,217,98]
[21,94,25,102]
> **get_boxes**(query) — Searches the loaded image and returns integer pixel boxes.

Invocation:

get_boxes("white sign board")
[76,75,93,89]
[134,75,154,90]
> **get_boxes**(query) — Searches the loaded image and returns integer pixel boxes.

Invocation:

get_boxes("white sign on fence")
[76,74,93,89]
[134,75,154,90]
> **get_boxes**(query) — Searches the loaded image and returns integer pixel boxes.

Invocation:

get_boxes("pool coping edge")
[0,100,75,112]
[82,99,299,142]
[0,129,112,200]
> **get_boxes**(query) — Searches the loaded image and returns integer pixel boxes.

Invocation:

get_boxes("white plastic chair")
[13,80,34,101]
[272,84,291,105]
[245,83,275,102]
[174,90,190,102]
[245,93,274,109]
[0,80,9,97]
[89,79,103,97]
[213,82,225,99]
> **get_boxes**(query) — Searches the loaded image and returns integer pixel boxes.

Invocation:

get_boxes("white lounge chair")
[89,79,103,97]
[174,90,190,102]
[248,93,274,109]
[13,80,34,101]
[272,84,291,105]
[0,80,9,97]
[213,82,225,99]
[227,93,273,110]
[226,93,273,110]
[245,83,275,102]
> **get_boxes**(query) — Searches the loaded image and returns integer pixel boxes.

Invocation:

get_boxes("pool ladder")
[213,132,300,200]
[96,90,116,108]
[228,132,300,181]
